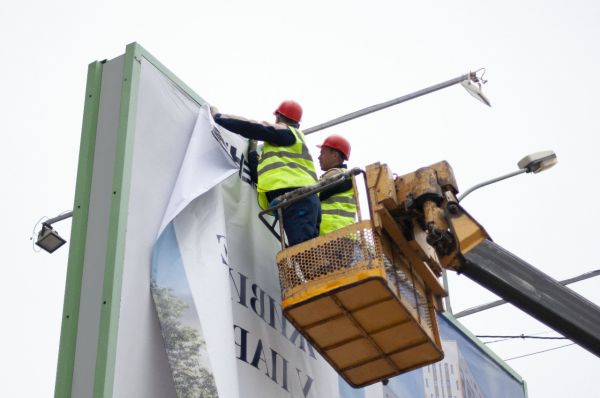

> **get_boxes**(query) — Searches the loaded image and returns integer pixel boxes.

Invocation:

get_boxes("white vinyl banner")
[151,108,354,397]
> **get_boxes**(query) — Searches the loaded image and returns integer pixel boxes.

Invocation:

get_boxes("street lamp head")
[457,150,558,202]
[517,150,558,174]
[461,70,491,107]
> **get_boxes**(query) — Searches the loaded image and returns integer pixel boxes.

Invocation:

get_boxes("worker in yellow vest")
[317,134,357,235]
[211,101,320,246]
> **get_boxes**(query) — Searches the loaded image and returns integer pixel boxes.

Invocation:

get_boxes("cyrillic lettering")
[270,349,289,391]
[250,339,270,379]
[250,283,265,319]
[229,270,248,308]
[233,324,249,363]
[296,368,314,397]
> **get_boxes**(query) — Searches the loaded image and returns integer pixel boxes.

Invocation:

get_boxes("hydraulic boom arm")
[365,161,600,358]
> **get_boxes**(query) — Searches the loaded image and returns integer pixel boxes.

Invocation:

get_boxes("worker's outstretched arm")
[213,113,295,146]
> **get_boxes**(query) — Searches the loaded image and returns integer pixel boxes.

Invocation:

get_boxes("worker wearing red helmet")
[317,134,357,235]
[211,100,320,246]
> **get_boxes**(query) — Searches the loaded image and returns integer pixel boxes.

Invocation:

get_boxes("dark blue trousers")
[282,193,321,246]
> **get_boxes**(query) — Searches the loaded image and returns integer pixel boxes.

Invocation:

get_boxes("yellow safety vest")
[320,168,357,235]
[257,126,318,210]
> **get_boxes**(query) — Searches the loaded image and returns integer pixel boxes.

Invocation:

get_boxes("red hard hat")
[274,100,302,123]
[318,134,351,160]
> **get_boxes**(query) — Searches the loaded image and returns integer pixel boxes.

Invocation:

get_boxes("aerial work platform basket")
[259,168,444,387]
[277,221,443,387]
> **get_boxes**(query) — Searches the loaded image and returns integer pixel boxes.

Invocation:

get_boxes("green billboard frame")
[54,59,103,398]
[54,42,204,398]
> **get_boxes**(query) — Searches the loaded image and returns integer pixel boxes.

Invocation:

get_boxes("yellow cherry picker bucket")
[258,168,444,387]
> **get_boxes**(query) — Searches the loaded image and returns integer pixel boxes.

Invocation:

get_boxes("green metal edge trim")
[89,42,209,397]
[93,43,143,398]
[54,61,104,398]
[441,311,528,396]
[132,42,206,106]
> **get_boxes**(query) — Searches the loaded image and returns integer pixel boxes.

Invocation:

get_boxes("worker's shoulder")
[273,121,296,132]
[321,167,345,179]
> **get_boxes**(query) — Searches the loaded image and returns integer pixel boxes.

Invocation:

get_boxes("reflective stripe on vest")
[320,187,357,235]
[256,126,318,209]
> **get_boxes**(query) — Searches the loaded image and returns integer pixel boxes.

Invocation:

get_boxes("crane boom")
[462,239,600,356]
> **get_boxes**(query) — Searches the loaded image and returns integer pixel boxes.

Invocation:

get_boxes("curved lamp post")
[444,150,558,313]
[457,150,558,203]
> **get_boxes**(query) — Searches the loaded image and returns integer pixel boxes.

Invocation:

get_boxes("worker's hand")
[209,105,219,117]
[248,147,259,185]
[269,199,279,220]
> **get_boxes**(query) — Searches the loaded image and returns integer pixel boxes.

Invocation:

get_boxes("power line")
[476,330,562,344]
[477,334,567,344]
[504,343,576,361]
[454,269,600,318]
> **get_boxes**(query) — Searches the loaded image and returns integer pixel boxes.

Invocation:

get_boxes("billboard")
[57,43,527,397]
[380,315,527,398]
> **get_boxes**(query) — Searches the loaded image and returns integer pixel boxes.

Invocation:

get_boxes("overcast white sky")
[2,1,599,396]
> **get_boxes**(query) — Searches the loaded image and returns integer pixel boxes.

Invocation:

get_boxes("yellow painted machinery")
[260,164,451,387]
[258,161,600,388]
